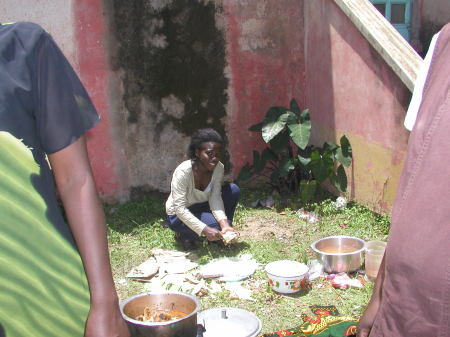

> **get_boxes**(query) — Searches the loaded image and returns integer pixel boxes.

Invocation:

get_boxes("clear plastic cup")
[365,240,387,251]
[364,241,387,281]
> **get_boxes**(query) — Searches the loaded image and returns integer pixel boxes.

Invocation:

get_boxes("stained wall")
[304,0,411,211]
[3,0,448,211]
[411,0,450,55]
[0,0,123,201]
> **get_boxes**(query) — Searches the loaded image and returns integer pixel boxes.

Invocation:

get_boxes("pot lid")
[198,307,261,337]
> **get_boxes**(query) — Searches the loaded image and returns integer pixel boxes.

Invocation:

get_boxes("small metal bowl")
[311,235,365,273]
[120,291,200,337]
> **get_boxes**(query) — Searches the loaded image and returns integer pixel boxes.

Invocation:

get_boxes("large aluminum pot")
[120,291,200,337]
[311,235,365,273]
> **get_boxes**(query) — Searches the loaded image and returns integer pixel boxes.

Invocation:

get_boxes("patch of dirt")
[238,213,299,242]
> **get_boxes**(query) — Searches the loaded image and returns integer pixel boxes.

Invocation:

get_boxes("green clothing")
[0,22,99,337]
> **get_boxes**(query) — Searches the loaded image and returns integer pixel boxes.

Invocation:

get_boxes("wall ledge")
[334,0,422,92]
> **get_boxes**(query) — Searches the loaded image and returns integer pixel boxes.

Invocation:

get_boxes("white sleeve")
[170,167,207,236]
[209,164,227,222]
[404,32,440,131]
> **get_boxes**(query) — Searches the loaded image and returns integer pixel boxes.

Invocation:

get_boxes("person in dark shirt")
[0,22,129,337]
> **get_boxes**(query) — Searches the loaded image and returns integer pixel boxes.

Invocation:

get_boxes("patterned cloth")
[261,306,358,337]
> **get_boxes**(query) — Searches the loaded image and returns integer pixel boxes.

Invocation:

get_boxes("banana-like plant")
[0,132,90,337]
[237,99,352,201]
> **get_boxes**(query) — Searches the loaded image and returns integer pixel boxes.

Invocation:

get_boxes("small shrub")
[237,99,352,201]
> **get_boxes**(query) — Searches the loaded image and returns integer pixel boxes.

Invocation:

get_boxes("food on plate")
[135,307,188,322]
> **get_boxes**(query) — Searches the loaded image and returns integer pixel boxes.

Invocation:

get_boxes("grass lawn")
[105,187,390,334]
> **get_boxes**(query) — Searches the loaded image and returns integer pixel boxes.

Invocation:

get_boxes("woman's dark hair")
[188,128,223,159]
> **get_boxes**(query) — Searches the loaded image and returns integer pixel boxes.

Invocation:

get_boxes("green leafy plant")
[237,99,352,201]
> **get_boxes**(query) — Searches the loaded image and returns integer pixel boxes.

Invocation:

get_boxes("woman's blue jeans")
[167,183,240,241]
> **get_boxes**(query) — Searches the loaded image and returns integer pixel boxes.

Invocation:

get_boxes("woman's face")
[195,142,222,172]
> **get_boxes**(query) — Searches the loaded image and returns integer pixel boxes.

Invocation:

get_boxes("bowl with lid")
[264,260,309,294]
[311,235,365,273]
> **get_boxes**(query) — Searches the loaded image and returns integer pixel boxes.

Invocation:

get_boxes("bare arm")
[357,253,386,337]
[49,136,129,337]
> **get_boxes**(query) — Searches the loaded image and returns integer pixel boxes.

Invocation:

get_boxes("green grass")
[105,188,390,334]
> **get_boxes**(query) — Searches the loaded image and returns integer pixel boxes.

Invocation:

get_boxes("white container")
[365,240,387,281]
[264,260,309,294]
[198,307,261,337]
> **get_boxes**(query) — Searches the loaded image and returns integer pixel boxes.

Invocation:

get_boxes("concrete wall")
[4,0,445,211]
[102,0,306,197]
[0,0,124,201]
[104,0,230,198]
[0,0,76,62]
[304,0,411,211]
[223,0,306,173]
[411,0,450,55]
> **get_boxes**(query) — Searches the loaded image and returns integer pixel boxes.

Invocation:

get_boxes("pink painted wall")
[223,0,306,173]
[304,0,411,211]
[411,0,450,54]
[0,0,123,201]
[73,0,125,201]
[7,0,436,209]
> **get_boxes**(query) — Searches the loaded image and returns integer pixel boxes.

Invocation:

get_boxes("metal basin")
[311,235,365,273]
[120,291,200,337]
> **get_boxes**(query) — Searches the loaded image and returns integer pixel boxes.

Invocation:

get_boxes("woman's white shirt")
[166,160,227,235]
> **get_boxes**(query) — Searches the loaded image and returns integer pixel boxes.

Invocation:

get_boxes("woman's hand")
[85,302,130,337]
[202,226,223,241]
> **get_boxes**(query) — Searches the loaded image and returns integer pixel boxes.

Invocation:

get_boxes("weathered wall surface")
[411,0,450,54]
[0,0,76,62]
[0,0,123,201]
[304,0,411,211]
[2,0,428,211]
[105,0,229,196]
[223,0,305,173]
[104,0,306,196]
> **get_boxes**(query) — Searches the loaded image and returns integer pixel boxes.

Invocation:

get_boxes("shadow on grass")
[179,240,252,261]
[105,193,167,234]
[276,286,312,298]
[237,183,337,214]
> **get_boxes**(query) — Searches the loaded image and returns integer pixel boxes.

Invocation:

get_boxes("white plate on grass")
[199,255,258,281]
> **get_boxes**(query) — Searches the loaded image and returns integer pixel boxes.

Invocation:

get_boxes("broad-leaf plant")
[237,99,352,201]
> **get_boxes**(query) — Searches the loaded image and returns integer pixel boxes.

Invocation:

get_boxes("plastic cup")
[365,240,387,251]
[364,241,387,281]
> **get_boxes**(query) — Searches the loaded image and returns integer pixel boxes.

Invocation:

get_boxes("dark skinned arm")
[48,136,129,337]
[202,226,223,241]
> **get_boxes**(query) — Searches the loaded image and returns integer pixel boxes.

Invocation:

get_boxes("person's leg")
[167,214,199,241]
[197,212,221,231]
[167,183,240,241]
[221,182,240,224]
[167,201,213,241]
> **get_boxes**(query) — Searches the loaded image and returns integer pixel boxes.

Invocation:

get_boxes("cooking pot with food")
[120,291,201,337]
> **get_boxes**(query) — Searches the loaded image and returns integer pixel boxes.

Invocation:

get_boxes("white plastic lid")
[198,307,262,337]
